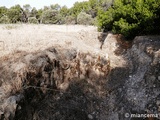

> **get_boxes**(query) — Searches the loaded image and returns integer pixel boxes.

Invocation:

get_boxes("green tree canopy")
[0,6,8,17]
[41,9,59,24]
[98,0,160,39]
[7,5,23,23]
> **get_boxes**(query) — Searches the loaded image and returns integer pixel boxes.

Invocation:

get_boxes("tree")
[0,15,10,23]
[50,4,61,11]
[0,6,10,23]
[7,5,22,23]
[0,6,8,17]
[30,7,38,18]
[23,4,31,18]
[37,9,43,23]
[88,0,99,17]
[60,6,69,17]
[70,1,89,17]
[97,0,160,39]
[98,0,114,11]
[41,9,59,24]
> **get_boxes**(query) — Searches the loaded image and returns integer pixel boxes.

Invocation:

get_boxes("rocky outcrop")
[100,36,160,120]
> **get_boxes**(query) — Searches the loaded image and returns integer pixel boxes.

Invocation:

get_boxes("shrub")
[28,17,38,24]
[0,15,10,23]
[65,16,76,24]
[77,12,93,25]
[41,9,59,24]
[4,25,18,30]
[98,0,160,39]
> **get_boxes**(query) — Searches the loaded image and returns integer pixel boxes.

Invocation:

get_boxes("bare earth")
[0,24,125,68]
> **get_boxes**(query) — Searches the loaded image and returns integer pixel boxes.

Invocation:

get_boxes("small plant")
[4,25,18,30]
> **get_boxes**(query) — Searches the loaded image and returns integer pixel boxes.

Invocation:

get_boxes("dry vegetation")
[0,24,97,56]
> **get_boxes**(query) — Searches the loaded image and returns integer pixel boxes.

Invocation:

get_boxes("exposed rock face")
[0,36,159,120]
[100,36,160,120]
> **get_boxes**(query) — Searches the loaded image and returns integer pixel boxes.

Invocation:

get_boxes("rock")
[88,114,93,119]
[158,76,160,81]
[0,110,3,118]
[158,107,160,112]
[149,76,156,81]
[0,80,2,87]
[58,82,69,91]
[156,100,160,105]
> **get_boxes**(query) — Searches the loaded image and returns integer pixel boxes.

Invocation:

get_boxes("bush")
[65,16,76,24]
[77,12,93,25]
[0,15,10,23]
[41,9,59,24]
[28,17,38,24]
[97,0,160,39]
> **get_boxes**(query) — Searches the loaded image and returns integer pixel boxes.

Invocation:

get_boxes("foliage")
[41,9,60,24]
[30,7,38,18]
[4,25,18,30]
[60,6,69,17]
[77,12,93,25]
[0,0,159,39]
[36,9,43,23]
[70,1,89,17]
[65,16,76,24]
[87,0,99,17]
[7,5,22,23]
[28,17,38,24]
[0,1,103,25]
[0,15,10,23]
[98,0,160,39]
[50,4,61,11]
[0,6,8,17]
[23,4,31,17]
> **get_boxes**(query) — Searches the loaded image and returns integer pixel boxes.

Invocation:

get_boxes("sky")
[0,0,88,9]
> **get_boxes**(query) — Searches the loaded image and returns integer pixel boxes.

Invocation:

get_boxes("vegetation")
[98,0,160,39]
[0,0,159,39]
[28,17,38,24]
[77,12,93,25]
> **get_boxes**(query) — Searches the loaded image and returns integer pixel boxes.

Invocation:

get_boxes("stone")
[158,106,160,112]
[149,76,156,81]
[156,100,160,105]
[88,114,93,119]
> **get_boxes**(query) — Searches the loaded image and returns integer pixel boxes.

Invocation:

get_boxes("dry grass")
[0,24,127,68]
[0,24,97,57]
